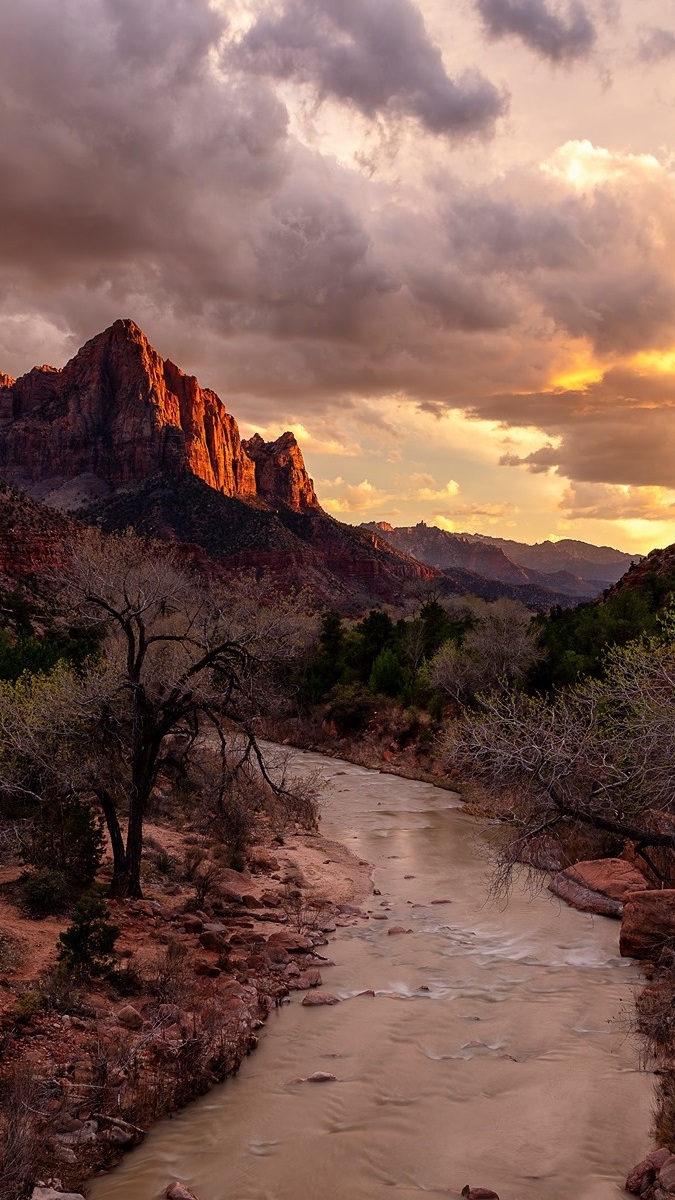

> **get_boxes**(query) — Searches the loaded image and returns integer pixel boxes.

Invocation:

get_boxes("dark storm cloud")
[232,0,507,136]
[637,25,675,63]
[476,0,596,62]
[490,369,675,489]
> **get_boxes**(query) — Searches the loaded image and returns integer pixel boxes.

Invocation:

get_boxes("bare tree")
[447,629,675,883]
[430,597,541,704]
[0,530,316,898]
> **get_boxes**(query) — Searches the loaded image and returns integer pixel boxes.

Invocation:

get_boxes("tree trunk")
[95,788,130,898]
[124,794,145,900]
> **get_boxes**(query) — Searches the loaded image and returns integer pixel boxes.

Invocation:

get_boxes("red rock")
[266,931,314,953]
[620,890,675,959]
[0,319,320,514]
[565,859,649,901]
[658,1155,675,1192]
[461,1189,500,1200]
[547,873,623,918]
[301,991,340,1006]
[243,431,319,513]
[193,958,221,977]
[388,925,411,935]
[626,1149,673,1194]
[165,1184,201,1200]
[117,1005,143,1030]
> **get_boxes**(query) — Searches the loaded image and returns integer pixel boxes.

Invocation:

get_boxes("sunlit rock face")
[243,431,319,514]
[0,319,320,514]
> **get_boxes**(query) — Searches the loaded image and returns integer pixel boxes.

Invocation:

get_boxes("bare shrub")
[0,1064,48,1200]
[149,939,193,1005]
[182,847,221,907]
[281,885,331,934]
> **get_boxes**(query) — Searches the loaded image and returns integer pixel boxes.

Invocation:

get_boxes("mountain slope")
[363,521,637,599]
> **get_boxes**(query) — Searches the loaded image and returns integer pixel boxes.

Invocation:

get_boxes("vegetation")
[0,529,316,899]
[57,893,120,976]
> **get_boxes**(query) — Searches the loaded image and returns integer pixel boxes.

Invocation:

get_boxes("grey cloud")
[232,0,507,137]
[439,165,675,356]
[488,369,675,490]
[476,0,596,62]
[637,25,675,63]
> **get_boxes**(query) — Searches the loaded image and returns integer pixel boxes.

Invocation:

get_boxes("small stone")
[32,1190,86,1200]
[388,925,411,935]
[165,1184,201,1200]
[306,1071,338,1082]
[118,1005,144,1030]
[193,958,221,977]
[658,1157,675,1192]
[461,1188,500,1200]
[301,991,340,1006]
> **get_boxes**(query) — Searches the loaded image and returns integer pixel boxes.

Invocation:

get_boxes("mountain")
[363,522,638,600]
[460,532,638,588]
[0,318,319,514]
[0,320,438,610]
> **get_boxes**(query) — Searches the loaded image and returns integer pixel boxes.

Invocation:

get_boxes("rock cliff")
[0,320,320,514]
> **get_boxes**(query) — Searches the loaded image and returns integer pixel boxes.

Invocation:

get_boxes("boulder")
[461,1188,500,1200]
[32,1191,86,1200]
[626,1149,672,1194]
[659,1156,675,1194]
[165,1184,201,1200]
[301,991,340,1006]
[117,1005,144,1030]
[199,930,228,953]
[566,858,648,900]
[547,873,622,918]
[620,890,675,959]
[266,931,313,953]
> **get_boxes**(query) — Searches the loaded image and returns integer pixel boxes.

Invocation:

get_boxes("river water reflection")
[89,749,653,1200]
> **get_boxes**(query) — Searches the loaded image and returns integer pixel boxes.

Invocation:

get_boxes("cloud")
[320,477,393,513]
[476,0,596,63]
[636,25,675,64]
[409,477,461,501]
[433,501,518,530]
[493,367,675,490]
[561,482,675,521]
[232,0,507,137]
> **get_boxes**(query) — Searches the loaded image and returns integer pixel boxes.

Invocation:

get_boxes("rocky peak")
[242,431,320,513]
[0,319,319,514]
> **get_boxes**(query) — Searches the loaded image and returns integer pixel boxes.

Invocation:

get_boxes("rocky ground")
[0,819,373,1197]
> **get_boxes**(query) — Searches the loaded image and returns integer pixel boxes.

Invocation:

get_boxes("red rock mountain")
[0,319,319,514]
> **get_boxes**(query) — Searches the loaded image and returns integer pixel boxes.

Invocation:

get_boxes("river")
[89,748,653,1200]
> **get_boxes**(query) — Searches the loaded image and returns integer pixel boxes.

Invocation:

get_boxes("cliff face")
[0,320,320,513]
[243,431,318,513]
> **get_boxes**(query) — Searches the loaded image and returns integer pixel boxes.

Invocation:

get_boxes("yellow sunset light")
[631,350,675,375]
[550,364,604,391]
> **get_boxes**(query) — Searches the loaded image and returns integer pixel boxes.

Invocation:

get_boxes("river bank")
[0,804,373,1197]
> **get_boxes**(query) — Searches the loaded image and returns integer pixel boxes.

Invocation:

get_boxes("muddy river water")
[90,749,653,1200]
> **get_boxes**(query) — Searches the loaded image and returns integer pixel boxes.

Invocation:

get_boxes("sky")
[2,0,675,553]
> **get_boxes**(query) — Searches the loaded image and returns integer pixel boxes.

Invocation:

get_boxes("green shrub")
[18,870,71,917]
[57,894,120,976]
[28,799,105,890]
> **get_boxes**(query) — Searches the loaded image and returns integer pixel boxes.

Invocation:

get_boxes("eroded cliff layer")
[0,319,320,514]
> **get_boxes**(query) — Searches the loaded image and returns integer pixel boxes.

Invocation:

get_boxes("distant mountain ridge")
[362,522,639,600]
